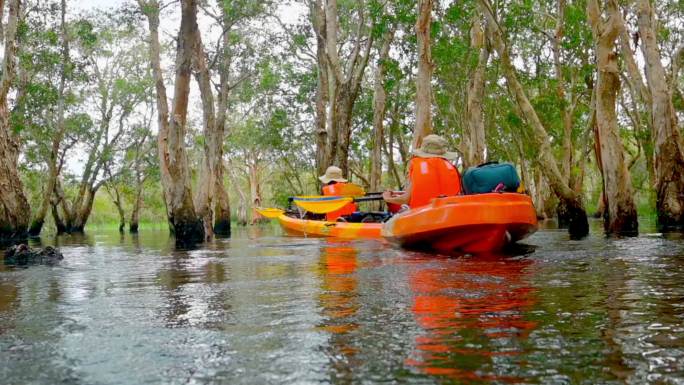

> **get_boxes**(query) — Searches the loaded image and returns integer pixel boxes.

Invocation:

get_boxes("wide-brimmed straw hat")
[413,134,458,160]
[319,166,348,184]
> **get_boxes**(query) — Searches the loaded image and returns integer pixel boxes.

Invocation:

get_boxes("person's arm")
[383,182,412,205]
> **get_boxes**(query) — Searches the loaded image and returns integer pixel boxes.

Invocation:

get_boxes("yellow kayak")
[278,214,382,238]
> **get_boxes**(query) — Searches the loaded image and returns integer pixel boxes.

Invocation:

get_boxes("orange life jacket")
[322,182,358,221]
[408,157,461,208]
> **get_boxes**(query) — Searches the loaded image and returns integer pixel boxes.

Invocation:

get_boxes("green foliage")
[11,0,681,232]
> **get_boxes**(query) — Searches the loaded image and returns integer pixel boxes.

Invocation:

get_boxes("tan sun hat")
[413,134,458,160]
[319,165,348,184]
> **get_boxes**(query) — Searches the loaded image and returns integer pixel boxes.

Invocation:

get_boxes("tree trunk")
[532,170,550,220]
[51,198,67,234]
[29,138,60,236]
[614,2,655,189]
[70,187,97,232]
[465,12,489,168]
[480,0,588,238]
[587,0,638,235]
[551,0,574,182]
[312,0,329,179]
[213,161,231,236]
[413,0,434,150]
[140,0,204,243]
[385,119,403,190]
[324,0,340,173]
[29,0,68,236]
[115,195,125,233]
[322,0,373,178]
[212,4,233,237]
[334,90,355,177]
[227,165,248,226]
[248,160,264,225]
[53,179,73,234]
[636,0,684,231]
[129,185,142,233]
[192,26,217,240]
[370,28,394,199]
[0,0,29,241]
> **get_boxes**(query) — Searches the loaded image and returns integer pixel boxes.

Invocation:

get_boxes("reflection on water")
[405,254,536,382]
[317,240,360,381]
[0,222,683,384]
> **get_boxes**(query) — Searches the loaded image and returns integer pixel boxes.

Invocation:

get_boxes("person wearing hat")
[383,134,462,208]
[319,166,358,221]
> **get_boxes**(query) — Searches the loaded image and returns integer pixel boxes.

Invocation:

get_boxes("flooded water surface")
[1,223,684,384]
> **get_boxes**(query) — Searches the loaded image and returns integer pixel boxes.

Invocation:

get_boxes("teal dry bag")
[462,161,521,194]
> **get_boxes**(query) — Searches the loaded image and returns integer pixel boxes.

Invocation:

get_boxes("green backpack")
[462,162,521,194]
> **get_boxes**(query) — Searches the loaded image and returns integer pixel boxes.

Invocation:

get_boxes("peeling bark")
[636,0,684,231]
[332,0,373,177]
[413,0,434,150]
[0,0,30,241]
[312,0,329,179]
[465,12,489,167]
[139,0,204,243]
[551,0,574,182]
[587,0,638,235]
[192,26,217,240]
[370,28,394,198]
[212,4,233,237]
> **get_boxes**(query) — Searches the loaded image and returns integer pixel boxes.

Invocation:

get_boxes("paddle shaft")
[288,194,383,203]
[353,196,384,203]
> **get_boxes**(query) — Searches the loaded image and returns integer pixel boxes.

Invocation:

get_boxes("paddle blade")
[255,207,284,219]
[336,183,365,197]
[292,196,353,214]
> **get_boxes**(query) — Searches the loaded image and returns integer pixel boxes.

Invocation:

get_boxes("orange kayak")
[382,193,538,253]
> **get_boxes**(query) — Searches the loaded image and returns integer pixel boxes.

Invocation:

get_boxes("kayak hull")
[277,214,382,238]
[382,193,537,253]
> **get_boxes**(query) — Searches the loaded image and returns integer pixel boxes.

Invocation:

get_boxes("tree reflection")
[317,240,360,378]
[0,278,19,334]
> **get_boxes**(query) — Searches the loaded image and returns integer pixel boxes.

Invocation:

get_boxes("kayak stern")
[382,193,538,253]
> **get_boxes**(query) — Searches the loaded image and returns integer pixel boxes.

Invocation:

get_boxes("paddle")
[289,193,394,214]
[255,207,284,219]
[291,195,354,214]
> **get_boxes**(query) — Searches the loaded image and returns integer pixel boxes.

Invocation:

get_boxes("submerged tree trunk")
[370,28,394,199]
[227,165,248,226]
[480,0,589,238]
[0,0,30,241]
[248,159,265,225]
[29,0,68,236]
[212,4,233,236]
[192,26,217,240]
[129,185,143,233]
[107,186,126,233]
[140,0,203,243]
[588,0,638,235]
[636,0,684,231]
[465,13,489,167]
[213,161,231,236]
[413,0,434,150]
